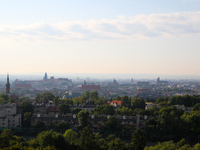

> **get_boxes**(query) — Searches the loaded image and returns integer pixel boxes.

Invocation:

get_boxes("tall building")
[131,78,134,84]
[5,74,10,94]
[43,72,48,80]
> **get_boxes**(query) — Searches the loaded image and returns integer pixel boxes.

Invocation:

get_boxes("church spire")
[5,73,10,94]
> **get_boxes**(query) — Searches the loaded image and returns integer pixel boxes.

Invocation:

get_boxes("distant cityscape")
[1,72,200,100]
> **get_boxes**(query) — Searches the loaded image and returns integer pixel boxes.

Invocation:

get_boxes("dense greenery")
[1,127,200,150]
[92,104,115,115]
[168,95,200,107]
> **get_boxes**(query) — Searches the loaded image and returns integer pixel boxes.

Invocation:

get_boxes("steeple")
[5,73,10,94]
[83,80,86,85]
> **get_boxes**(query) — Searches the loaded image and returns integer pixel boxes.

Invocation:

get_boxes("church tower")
[157,77,160,84]
[5,73,10,94]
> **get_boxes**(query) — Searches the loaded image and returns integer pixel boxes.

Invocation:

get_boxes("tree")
[0,136,10,148]
[34,121,45,128]
[131,97,145,110]
[104,105,115,115]
[117,106,132,115]
[57,122,70,129]
[92,105,115,115]
[53,96,59,106]
[78,110,90,130]
[35,93,40,103]
[20,100,33,114]
[80,125,99,150]
[36,130,67,149]
[0,97,5,104]
[121,96,129,107]
[1,129,13,140]
[193,103,200,111]
[23,112,32,127]
[156,97,166,104]
[101,116,121,133]
[36,92,55,103]
[72,108,82,114]
[82,91,90,101]
[129,129,147,150]
[91,90,99,100]
[59,104,71,114]
[63,129,79,145]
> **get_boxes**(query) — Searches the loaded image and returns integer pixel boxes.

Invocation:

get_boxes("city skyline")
[1,0,200,75]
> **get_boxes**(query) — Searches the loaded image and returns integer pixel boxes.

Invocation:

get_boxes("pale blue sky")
[0,0,200,76]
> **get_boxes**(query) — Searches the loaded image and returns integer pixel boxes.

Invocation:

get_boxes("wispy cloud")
[0,11,200,41]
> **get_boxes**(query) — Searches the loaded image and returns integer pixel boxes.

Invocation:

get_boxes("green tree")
[63,129,79,145]
[35,93,40,103]
[101,116,121,133]
[0,97,5,104]
[59,104,71,114]
[36,130,67,149]
[92,105,115,115]
[117,106,132,115]
[131,97,145,110]
[80,125,99,150]
[77,110,90,130]
[72,108,82,114]
[20,100,33,114]
[1,129,13,140]
[91,90,99,100]
[34,121,45,128]
[39,92,55,103]
[53,96,60,106]
[193,103,200,111]
[82,91,90,101]
[57,122,70,129]
[156,97,166,104]
[129,129,147,150]
[23,112,32,127]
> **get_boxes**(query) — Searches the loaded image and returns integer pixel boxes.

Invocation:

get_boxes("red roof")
[46,106,59,112]
[15,84,32,89]
[110,100,122,105]
[82,85,101,90]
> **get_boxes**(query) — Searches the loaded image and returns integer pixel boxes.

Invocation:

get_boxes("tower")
[5,73,10,94]
[157,77,160,84]
[43,72,48,80]
[131,78,134,84]
[83,80,86,85]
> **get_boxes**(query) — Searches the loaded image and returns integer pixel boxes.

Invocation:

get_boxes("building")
[82,80,101,91]
[43,72,48,81]
[145,102,159,109]
[108,79,119,86]
[110,100,122,107]
[137,82,150,86]
[15,84,32,89]
[31,112,147,131]
[137,89,151,94]
[174,105,193,113]
[5,74,10,94]
[157,77,169,85]
[0,103,21,127]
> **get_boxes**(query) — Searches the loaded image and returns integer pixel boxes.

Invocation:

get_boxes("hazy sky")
[0,0,200,75]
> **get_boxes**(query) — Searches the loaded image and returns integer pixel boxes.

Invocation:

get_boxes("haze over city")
[0,0,200,76]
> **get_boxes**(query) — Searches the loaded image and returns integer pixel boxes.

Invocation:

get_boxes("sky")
[0,0,200,77]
